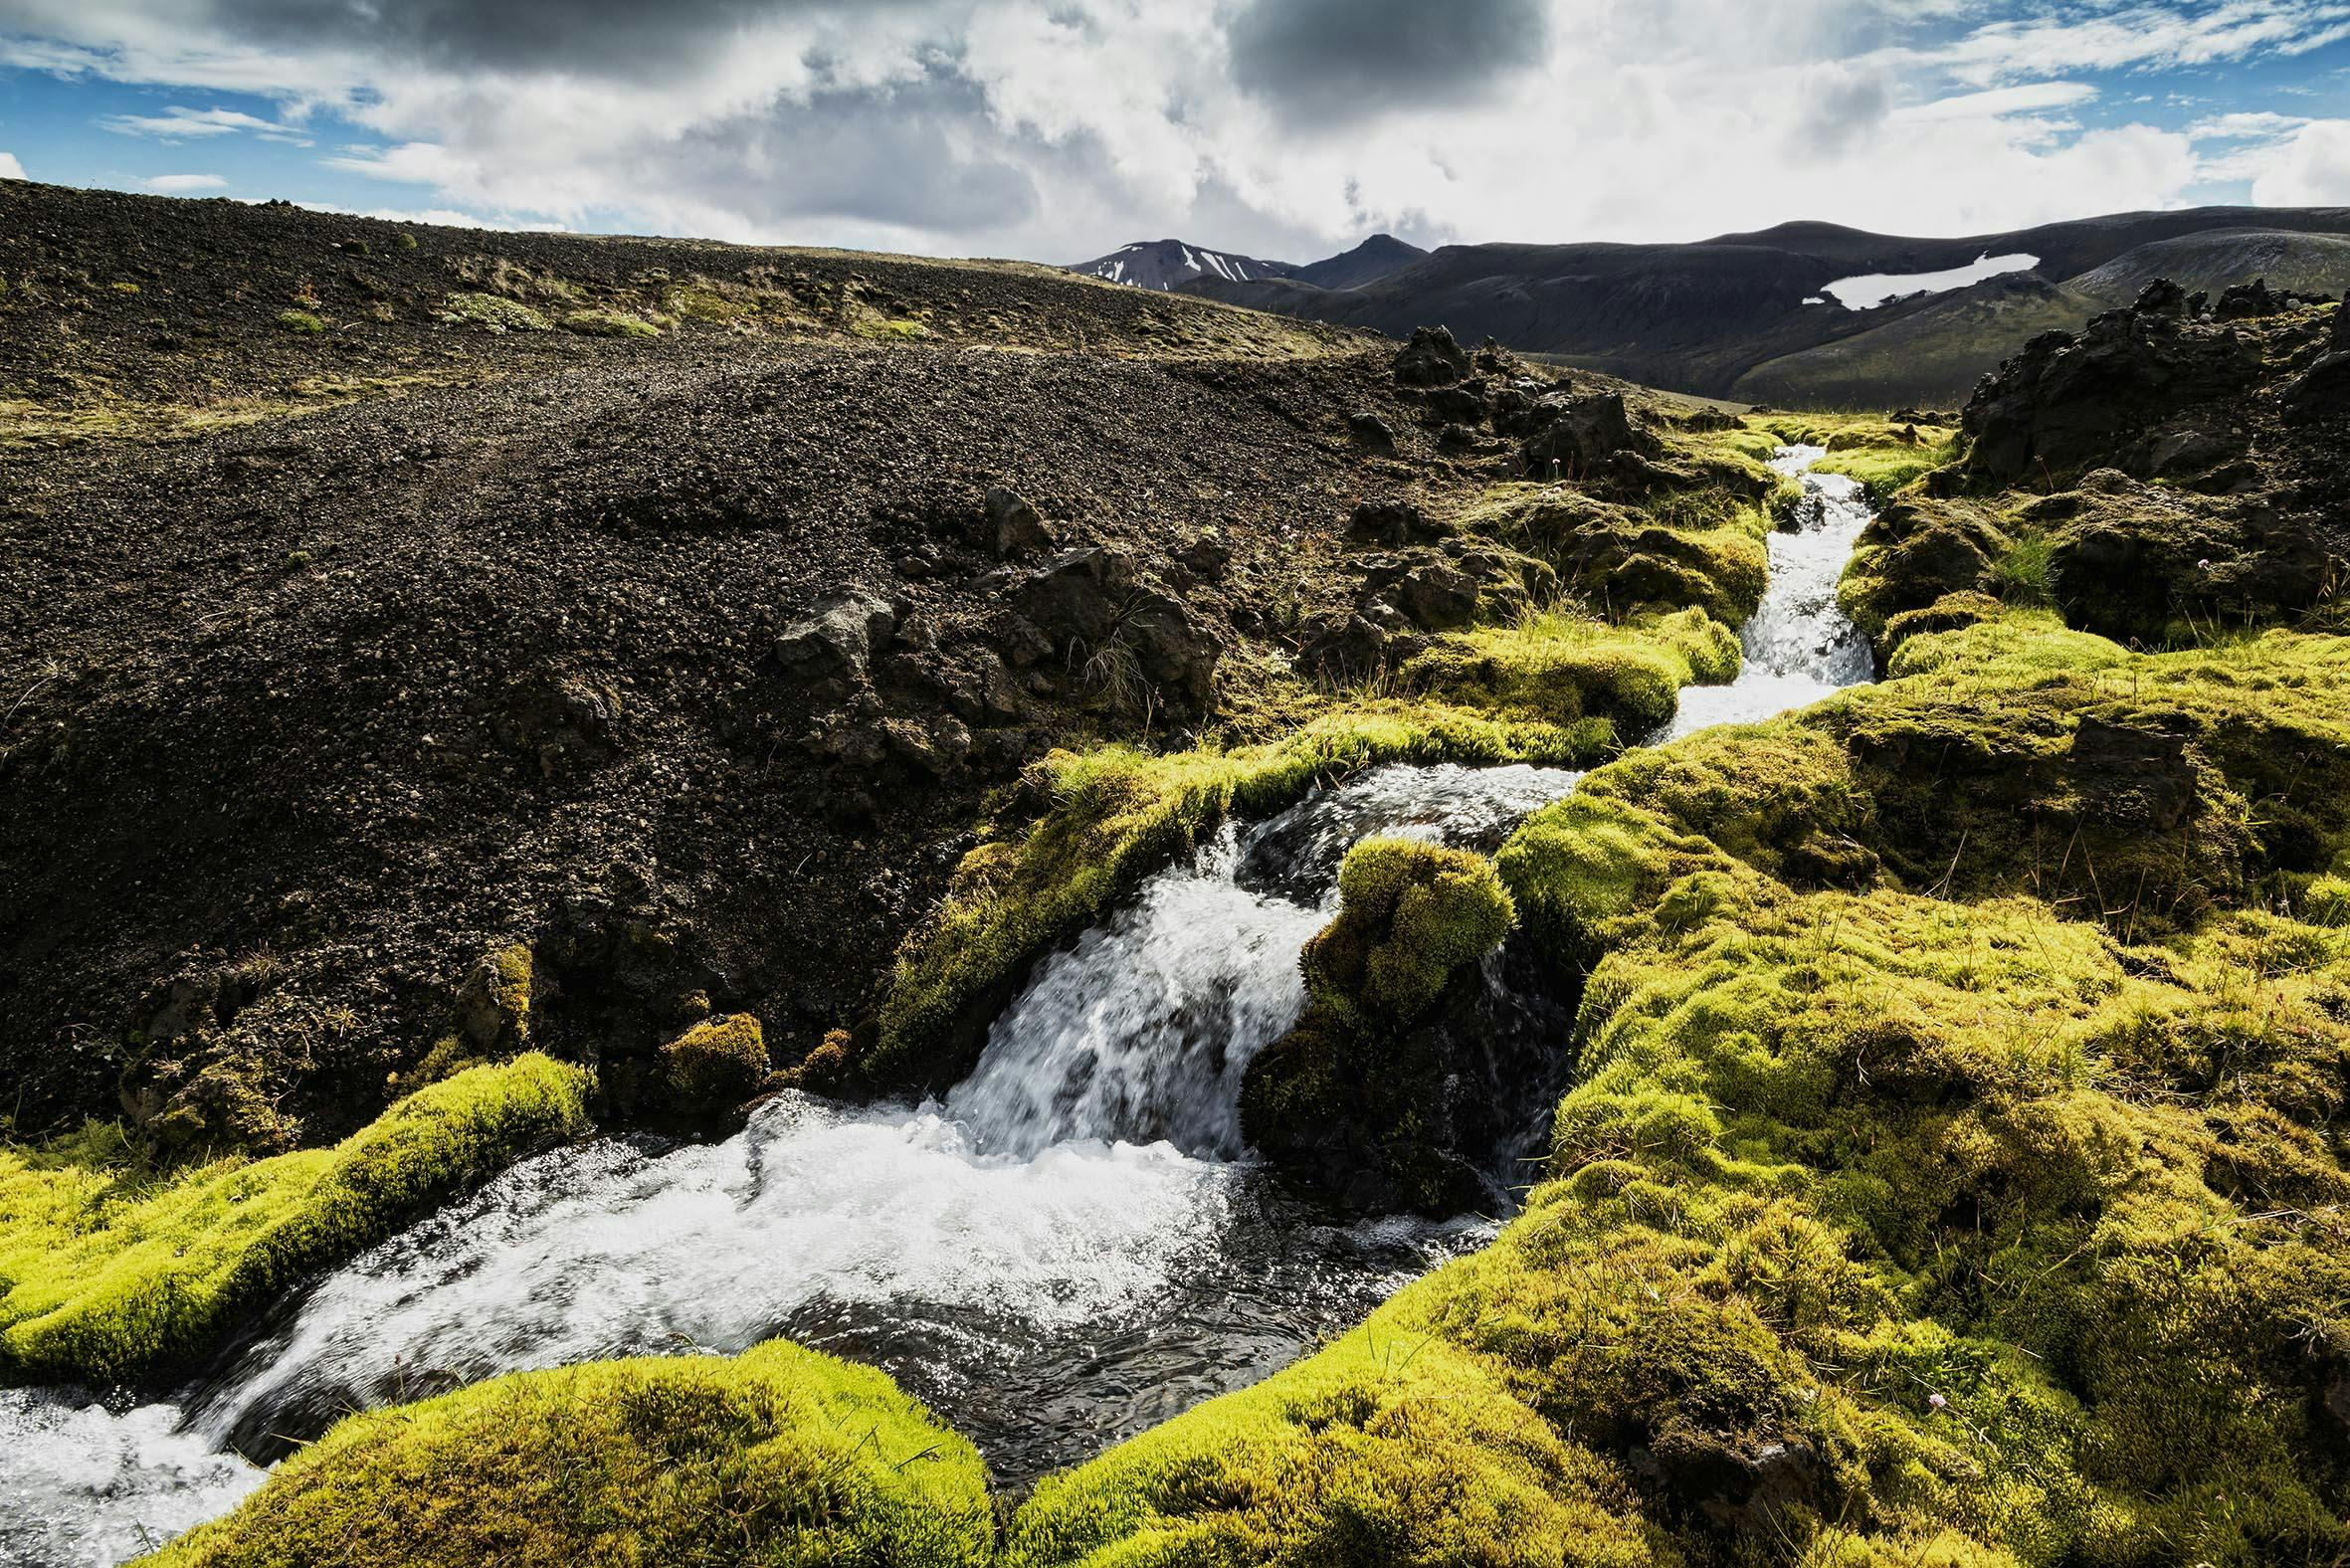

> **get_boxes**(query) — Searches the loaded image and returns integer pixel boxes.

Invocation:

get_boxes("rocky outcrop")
[1961,280,2266,486]
[1390,324,1471,387]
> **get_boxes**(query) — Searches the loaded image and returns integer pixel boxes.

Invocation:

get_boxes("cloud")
[1894,82,2099,122]
[2249,119,2350,205]
[0,150,25,179]
[1225,0,1550,126]
[142,171,227,191]
[0,0,2336,262]
[99,103,309,142]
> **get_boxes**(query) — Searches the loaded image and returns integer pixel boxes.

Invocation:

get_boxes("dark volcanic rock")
[1519,390,1655,476]
[1390,324,1472,387]
[1962,281,2264,485]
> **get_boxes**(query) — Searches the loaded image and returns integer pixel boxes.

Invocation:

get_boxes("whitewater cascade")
[2,447,1877,1568]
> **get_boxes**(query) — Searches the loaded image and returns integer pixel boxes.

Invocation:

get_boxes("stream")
[1,446,1873,1568]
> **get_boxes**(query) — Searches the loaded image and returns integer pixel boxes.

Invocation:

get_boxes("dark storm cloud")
[1226,0,1550,125]
[192,0,938,76]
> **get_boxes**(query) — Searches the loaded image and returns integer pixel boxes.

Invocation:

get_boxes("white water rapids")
[2,448,1876,1567]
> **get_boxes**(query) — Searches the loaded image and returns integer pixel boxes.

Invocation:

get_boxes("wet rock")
[980,486,1056,560]
[776,592,896,691]
[1346,410,1398,454]
[1390,324,1471,387]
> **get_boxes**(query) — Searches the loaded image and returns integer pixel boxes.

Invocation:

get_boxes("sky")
[0,0,2345,265]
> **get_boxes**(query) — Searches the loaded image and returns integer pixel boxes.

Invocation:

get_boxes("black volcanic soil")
[0,184,1470,1149]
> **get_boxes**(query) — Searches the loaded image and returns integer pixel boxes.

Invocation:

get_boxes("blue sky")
[1,1,2346,262]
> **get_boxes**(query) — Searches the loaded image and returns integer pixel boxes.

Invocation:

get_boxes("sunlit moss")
[148,1338,993,1568]
[0,1055,592,1379]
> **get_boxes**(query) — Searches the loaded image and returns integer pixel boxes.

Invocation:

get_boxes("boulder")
[1014,548,1137,647]
[776,592,896,691]
[1346,411,1398,454]
[980,486,1055,560]
[1296,613,1392,683]
[1346,498,1424,546]
[1390,324,1471,387]
[1519,391,1652,476]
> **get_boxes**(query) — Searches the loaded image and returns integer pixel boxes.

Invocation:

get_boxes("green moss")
[1756,413,1961,495]
[0,1055,592,1380]
[439,293,552,333]
[851,314,932,341]
[1451,481,1772,626]
[1308,837,1514,1027]
[1006,1325,1666,1568]
[149,1338,993,1568]
[560,307,661,339]
[275,309,324,334]
[1400,606,1741,734]
[1045,610,2350,1567]
[1240,838,1518,1211]
[662,1014,768,1114]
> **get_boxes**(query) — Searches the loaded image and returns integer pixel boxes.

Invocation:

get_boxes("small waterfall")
[6,448,1879,1563]
[1667,445,1876,738]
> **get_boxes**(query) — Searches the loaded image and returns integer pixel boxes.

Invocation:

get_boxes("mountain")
[1177,206,2350,406]
[1291,233,1428,291]
[1070,238,1299,291]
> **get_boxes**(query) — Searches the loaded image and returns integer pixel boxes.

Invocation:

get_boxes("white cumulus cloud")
[143,171,227,191]
[0,150,25,179]
[2249,119,2350,205]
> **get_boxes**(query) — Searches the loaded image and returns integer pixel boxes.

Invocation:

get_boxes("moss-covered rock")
[0,1054,593,1380]
[1242,839,1519,1212]
[660,1012,768,1116]
[146,1338,993,1568]
[1399,606,1741,735]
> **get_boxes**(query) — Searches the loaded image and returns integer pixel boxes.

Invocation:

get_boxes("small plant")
[396,232,418,252]
[277,309,325,334]
[109,282,139,294]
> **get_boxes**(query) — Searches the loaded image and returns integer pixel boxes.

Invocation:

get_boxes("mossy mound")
[1005,1325,1666,1568]
[0,1054,592,1380]
[147,1338,993,1568]
[1399,606,1740,737]
[1837,494,2011,659]
[1753,412,1959,496]
[1450,480,1771,627]
[1240,838,1518,1212]
[661,1012,769,1116]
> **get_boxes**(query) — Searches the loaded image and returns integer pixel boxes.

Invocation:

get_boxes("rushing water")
[2,449,1876,1564]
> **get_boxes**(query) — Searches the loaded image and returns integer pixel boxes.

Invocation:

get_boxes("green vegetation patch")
[274,309,324,334]
[1006,1323,1665,1568]
[0,1055,592,1380]
[1400,605,1741,734]
[438,292,553,333]
[662,1013,769,1115]
[149,1338,994,1568]
[1756,411,1960,495]
[560,307,661,339]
